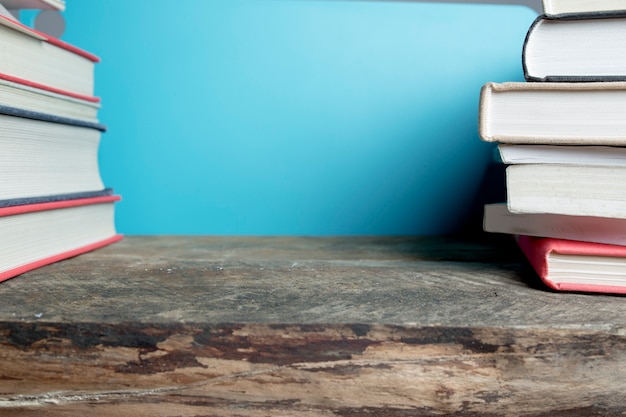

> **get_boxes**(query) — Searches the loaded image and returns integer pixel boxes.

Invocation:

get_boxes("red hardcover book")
[0,14,99,100]
[0,71,99,103]
[0,76,101,123]
[0,195,122,283]
[517,235,626,294]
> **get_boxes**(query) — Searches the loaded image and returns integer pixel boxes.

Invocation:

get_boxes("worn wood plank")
[0,236,624,416]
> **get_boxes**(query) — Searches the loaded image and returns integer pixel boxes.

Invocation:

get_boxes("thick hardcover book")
[506,164,626,219]
[523,14,626,82]
[0,195,121,283]
[516,235,626,294]
[0,71,100,103]
[479,81,626,145]
[542,0,626,18]
[484,203,626,246]
[0,76,100,123]
[498,144,626,166]
[0,14,98,98]
[0,106,106,200]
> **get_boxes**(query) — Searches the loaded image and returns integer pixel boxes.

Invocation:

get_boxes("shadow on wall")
[458,160,507,236]
[388,97,507,237]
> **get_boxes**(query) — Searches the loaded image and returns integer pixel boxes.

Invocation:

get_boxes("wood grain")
[0,236,624,416]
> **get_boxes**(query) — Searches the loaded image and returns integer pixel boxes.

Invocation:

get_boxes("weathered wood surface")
[0,235,625,416]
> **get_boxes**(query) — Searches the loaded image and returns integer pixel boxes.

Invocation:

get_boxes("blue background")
[30,1,536,235]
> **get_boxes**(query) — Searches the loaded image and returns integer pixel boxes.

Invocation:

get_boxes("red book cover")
[0,72,100,103]
[517,235,626,294]
[0,195,122,283]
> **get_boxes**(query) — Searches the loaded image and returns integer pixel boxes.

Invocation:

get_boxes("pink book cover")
[516,235,626,294]
[0,14,100,103]
[0,195,122,283]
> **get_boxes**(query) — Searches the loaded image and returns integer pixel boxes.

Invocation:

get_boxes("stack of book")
[0,1,121,283]
[479,0,626,293]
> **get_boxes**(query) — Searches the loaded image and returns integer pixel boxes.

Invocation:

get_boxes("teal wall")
[47,1,534,235]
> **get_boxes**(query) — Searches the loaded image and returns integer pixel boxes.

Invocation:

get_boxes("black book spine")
[0,104,106,132]
[0,189,115,209]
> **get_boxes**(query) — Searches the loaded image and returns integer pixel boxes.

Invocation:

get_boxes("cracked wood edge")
[0,323,625,416]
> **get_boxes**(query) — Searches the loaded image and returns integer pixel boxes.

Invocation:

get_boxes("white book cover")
[542,0,626,16]
[506,164,626,219]
[498,144,626,166]
[484,203,626,245]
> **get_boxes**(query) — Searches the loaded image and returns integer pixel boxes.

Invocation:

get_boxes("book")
[0,104,106,201]
[541,0,626,17]
[516,235,626,294]
[0,188,114,208]
[0,14,98,99]
[0,76,99,123]
[523,14,626,82]
[506,164,626,219]
[0,0,64,11]
[479,81,626,145]
[0,194,121,283]
[484,203,626,246]
[497,144,626,166]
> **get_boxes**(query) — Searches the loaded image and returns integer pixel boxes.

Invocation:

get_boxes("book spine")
[0,189,114,209]
[0,104,106,131]
[543,11,626,20]
[522,15,543,82]
[477,83,495,142]
[0,195,121,217]
[516,235,558,290]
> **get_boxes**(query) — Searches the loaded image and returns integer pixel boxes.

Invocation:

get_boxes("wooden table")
[0,235,624,416]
